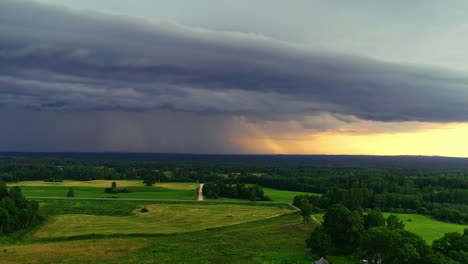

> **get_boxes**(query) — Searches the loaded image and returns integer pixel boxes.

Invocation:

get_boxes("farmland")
[34,203,293,238]
[9,180,319,203]
[8,180,198,200]
[0,198,320,264]
[261,187,320,203]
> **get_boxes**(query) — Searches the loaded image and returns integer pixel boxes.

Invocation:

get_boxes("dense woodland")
[0,153,466,224]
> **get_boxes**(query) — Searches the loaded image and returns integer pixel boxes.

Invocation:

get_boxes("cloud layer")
[2,0,468,128]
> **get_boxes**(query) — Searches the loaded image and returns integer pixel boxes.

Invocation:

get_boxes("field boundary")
[28,196,293,207]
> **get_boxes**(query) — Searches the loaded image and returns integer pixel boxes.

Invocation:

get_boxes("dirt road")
[198,183,204,201]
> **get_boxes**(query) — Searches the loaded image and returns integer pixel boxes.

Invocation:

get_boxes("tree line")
[0,182,40,234]
[202,181,271,201]
[305,204,467,264]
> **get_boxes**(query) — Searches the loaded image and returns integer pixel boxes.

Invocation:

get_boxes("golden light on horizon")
[233,122,468,157]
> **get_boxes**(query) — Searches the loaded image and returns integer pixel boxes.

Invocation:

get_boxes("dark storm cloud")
[2,0,468,123]
[0,108,245,153]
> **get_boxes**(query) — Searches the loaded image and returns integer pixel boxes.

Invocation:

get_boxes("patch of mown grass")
[0,238,148,264]
[260,187,321,203]
[8,180,145,188]
[38,199,150,217]
[112,214,315,264]
[34,204,294,238]
[382,213,468,244]
[3,208,318,263]
[17,185,196,200]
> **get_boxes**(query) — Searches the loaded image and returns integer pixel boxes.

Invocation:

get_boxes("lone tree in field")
[142,173,157,186]
[67,187,74,197]
[293,195,313,223]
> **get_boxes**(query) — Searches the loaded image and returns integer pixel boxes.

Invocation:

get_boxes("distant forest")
[0,153,467,224]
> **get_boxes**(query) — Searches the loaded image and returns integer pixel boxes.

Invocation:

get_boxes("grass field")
[10,181,319,202]
[0,238,148,264]
[1,198,361,264]
[314,213,468,244]
[3,213,321,264]
[34,203,294,238]
[9,180,198,190]
[260,187,320,203]
[8,181,198,200]
[382,213,468,244]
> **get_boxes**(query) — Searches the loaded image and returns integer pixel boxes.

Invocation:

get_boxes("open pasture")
[1,213,328,264]
[34,203,294,238]
[260,187,320,203]
[314,213,468,244]
[8,180,197,190]
[8,181,198,200]
[382,213,468,244]
[0,238,148,264]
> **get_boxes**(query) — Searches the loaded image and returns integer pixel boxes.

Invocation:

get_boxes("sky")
[2,0,468,155]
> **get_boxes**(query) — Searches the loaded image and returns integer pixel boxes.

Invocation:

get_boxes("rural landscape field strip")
[0,238,149,264]
[34,204,294,238]
[8,180,198,190]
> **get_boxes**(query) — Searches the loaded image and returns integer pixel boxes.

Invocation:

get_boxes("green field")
[10,181,320,202]
[9,180,198,200]
[35,203,293,238]
[0,199,337,264]
[2,214,318,264]
[382,213,468,244]
[314,213,468,244]
[261,187,320,203]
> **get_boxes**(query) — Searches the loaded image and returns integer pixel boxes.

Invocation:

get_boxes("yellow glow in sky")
[234,122,468,157]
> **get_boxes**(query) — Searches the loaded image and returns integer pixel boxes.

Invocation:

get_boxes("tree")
[67,188,75,197]
[0,186,39,234]
[360,227,431,264]
[0,181,8,200]
[386,214,405,230]
[0,207,9,233]
[294,196,313,223]
[364,210,385,230]
[8,186,26,208]
[142,173,156,186]
[323,204,364,253]
[306,226,332,257]
[111,181,117,189]
[432,230,468,264]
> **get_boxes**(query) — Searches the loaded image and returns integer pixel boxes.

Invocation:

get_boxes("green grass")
[314,213,468,244]
[17,185,196,200]
[38,199,154,217]
[382,213,468,244]
[2,213,318,264]
[0,238,149,264]
[34,203,294,238]
[115,214,315,264]
[260,187,320,203]
[1,198,336,264]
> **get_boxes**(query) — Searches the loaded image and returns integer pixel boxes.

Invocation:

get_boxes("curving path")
[198,183,204,201]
